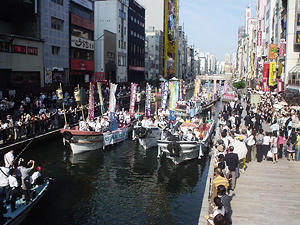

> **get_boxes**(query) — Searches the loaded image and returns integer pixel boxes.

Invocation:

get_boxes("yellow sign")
[269,62,276,86]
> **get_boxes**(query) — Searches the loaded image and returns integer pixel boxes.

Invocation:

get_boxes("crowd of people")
[0,149,43,215]
[204,88,300,225]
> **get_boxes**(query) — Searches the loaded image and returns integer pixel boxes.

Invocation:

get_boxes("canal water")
[18,95,223,225]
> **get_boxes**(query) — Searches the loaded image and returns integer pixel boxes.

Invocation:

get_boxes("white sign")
[72,0,93,11]
[71,36,94,50]
[85,74,89,83]
[103,128,128,146]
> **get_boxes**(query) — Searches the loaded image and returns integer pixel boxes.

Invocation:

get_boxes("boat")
[157,120,215,165]
[132,125,163,149]
[60,121,135,154]
[4,179,50,225]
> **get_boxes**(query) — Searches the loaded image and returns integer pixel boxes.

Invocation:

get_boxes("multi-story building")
[69,0,94,87]
[177,26,187,79]
[127,0,145,83]
[0,0,44,94]
[94,0,128,83]
[145,27,163,80]
[42,0,69,90]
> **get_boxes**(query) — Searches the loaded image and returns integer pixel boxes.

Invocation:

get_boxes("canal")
[18,94,223,225]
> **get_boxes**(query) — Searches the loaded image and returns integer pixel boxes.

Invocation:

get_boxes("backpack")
[256,134,264,145]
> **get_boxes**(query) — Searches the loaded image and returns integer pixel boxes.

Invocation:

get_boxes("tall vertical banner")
[269,44,278,60]
[269,62,276,86]
[277,79,283,92]
[129,83,138,116]
[164,0,178,78]
[179,79,183,101]
[97,82,104,115]
[109,83,118,120]
[161,81,169,109]
[169,82,176,121]
[280,39,285,57]
[194,79,199,97]
[175,81,180,103]
[146,83,152,117]
[213,79,217,94]
[88,82,95,120]
[262,78,268,92]
[223,82,228,94]
[263,62,270,78]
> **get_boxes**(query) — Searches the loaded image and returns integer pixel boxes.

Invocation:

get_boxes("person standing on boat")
[187,129,193,141]
[0,161,10,205]
[4,150,14,168]
[191,133,199,141]
[8,168,22,212]
[79,117,86,131]
[20,160,35,204]
[141,117,148,128]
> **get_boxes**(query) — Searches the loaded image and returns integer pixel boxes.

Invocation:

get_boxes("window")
[137,33,139,38]
[71,48,94,60]
[134,18,136,23]
[131,16,133,21]
[52,46,60,55]
[124,27,126,35]
[119,25,121,33]
[134,32,136,37]
[72,5,93,21]
[0,42,9,52]
[51,17,64,31]
[51,0,63,6]
[118,54,126,66]
[131,30,133,35]
[118,40,121,48]
[119,9,126,20]
[72,28,91,39]
[137,20,139,24]
[124,42,126,50]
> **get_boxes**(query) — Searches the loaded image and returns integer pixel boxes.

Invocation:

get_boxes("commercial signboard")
[263,62,270,78]
[71,0,93,11]
[269,44,277,59]
[257,30,262,46]
[129,66,145,71]
[27,47,38,55]
[71,59,94,71]
[71,36,94,51]
[279,39,285,57]
[71,14,94,30]
[269,62,276,86]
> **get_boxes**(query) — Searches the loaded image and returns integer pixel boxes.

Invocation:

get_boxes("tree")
[233,80,246,89]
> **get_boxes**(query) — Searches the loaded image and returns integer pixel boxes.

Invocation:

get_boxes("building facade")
[127,0,145,83]
[94,0,128,83]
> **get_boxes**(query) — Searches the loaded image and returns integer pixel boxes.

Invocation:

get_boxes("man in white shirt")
[79,117,86,131]
[4,150,14,168]
[141,117,148,127]
[0,161,10,204]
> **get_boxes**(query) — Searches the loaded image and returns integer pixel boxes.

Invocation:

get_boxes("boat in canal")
[132,126,163,149]
[60,121,135,154]
[157,120,215,165]
[4,179,50,225]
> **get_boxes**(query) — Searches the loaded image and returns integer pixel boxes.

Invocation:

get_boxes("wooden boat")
[4,179,50,225]
[132,126,163,149]
[157,120,215,165]
[60,121,135,154]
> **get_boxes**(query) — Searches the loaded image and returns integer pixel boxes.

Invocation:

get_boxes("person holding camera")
[19,159,35,204]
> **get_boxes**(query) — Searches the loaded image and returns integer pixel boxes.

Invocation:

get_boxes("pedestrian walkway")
[231,157,300,224]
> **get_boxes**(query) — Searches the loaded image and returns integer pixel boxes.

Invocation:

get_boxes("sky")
[179,0,257,61]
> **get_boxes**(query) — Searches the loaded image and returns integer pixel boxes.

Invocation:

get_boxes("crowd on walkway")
[204,88,300,225]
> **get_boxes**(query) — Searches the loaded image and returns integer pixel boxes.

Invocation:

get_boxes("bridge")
[196,74,232,81]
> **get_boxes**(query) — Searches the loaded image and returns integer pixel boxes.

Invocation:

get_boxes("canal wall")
[198,125,220,225]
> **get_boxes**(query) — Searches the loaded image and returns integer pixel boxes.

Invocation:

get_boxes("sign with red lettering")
[279,39,285,57]
[27,47,38,55]
[129,66,145,71]
[263,62,270,78]
[257,30,262,46]
[92,72,106,82]
[71,14,94,30]
[13,45,26,53]
[71,59,94,71]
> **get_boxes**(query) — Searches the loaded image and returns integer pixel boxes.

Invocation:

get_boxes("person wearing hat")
[31,166,43,186]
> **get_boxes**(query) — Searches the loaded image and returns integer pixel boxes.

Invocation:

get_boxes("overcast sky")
[179,0,257,61]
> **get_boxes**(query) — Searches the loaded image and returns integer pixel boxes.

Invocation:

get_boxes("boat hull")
[5,179,50,225]
[157,120,215,165]
[61,123,133,154]
[133,126,163,149]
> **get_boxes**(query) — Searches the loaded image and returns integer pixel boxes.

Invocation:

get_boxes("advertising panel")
[71,59,94,71]
[45,67,52,84]
[279,39,285,57]
[257,30,262,46]
[269,44,278,59]
[263,62,270,78]
[71,14,94,30]
[269,62,276,86]
[71,36,94,51]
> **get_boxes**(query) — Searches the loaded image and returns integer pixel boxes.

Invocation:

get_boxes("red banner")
[71,14,94,31]
[279,39,285,57]
[92,72,106,82]
[262,78,268,92]
[71,59,94,71]
[277,79,283,92]
[263,63,270,78]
